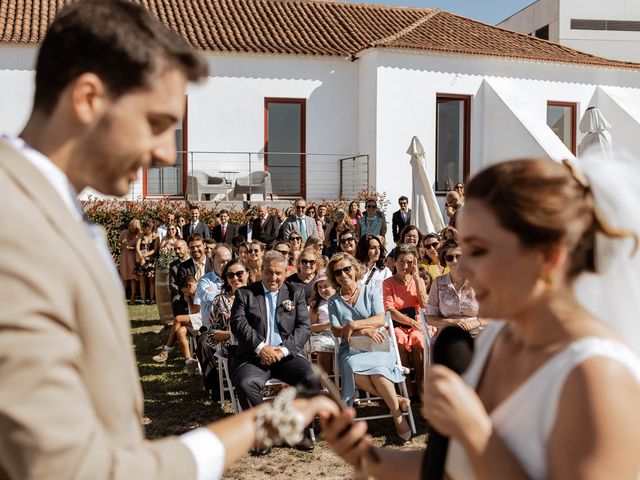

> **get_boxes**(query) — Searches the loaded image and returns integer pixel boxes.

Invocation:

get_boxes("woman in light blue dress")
[326,253,411,440]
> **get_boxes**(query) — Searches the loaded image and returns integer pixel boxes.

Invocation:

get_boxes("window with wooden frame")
[264,98,306,198]
[435,94,471,192]
[143,97,188,198]
[547,101,577,155]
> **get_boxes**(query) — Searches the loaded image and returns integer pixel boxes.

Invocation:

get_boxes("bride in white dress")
[322,152,640,479]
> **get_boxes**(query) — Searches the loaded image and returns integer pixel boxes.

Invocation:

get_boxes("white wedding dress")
[445,321,640,480]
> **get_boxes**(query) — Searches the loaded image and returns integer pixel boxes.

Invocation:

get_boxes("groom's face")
[261,259,287,292]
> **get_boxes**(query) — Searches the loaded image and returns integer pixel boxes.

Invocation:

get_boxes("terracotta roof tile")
[1,0,638,70]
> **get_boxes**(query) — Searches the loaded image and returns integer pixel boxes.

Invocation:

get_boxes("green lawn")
[130,305,427,479]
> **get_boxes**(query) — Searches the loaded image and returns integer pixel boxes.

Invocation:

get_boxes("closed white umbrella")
[407,136,445,234]
[578,106,612,158]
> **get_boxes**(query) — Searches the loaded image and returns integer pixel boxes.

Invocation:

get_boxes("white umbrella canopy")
[578,106,612,158]
[407,136,446,234]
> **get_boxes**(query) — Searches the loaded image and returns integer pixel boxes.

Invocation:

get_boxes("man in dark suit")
[252,205,279,245]
[172,234,213,315]
[230,250,319,410]
[211,209,239,244]
[169,239,191,315]
[392,195,411,243]
[183,204,210,240]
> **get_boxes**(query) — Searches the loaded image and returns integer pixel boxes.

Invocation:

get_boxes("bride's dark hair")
[465,158,634,280]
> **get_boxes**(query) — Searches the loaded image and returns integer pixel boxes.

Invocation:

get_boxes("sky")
[340,0,536,25]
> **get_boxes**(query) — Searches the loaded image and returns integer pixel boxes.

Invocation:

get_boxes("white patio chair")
[232,171,273,201]
[186,170,229,201]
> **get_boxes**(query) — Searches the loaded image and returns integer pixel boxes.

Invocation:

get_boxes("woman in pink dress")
[119,219,141,304]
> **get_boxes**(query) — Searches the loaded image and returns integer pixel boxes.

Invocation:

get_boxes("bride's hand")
[422,365,492,450]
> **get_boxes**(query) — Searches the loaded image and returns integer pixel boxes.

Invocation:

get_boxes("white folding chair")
[419,308,432,381]
[332,313,417,435]
[217,353,242,413]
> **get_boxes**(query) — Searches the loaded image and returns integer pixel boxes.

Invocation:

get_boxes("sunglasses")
[336,212,345,217]
[300,258,317,266]
[340,237,355,244]
[248,248,261,254]
[445,253,463,262]
[334,265,353,277]
[366,204,376,209]
[290,237,302,242]
[226,270,246,279]
[296,205,306,210]
[275,249,290,256]
[424,242,438,249]
[399,201,408,205]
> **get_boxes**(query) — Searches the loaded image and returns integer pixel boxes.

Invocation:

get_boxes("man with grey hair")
[279,198,319,241]
[230,250,319,414]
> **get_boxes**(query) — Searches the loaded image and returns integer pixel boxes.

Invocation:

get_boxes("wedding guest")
[183,204,211,240]
[325,207,351,254]
[212,209,238,245]
[392,196,411,244]
[454,182,465,203]
[286,247,324,303]
[327,253,411,441]
[418,233,448,279]
[160,223,180,253]
[303,234,324,257]
[280,198,320,241]
[176,215,187,239]
[288,229,304,266]
[355,234,391,293]
[383,244,428,399]
[316,204,331,236]
[347,201,361,229]
[357,199,386,238]
[204,238,217,260]
[308,270,336,375]
[337,229,357,257]
[119,218,142,304]
[156,211,176,242]
[304,204,323,234]
[439,225,459,242]
[134,220,159,304]
[445,190,463,228]
[237,241,250,263]
[247,240,266,283]
[271,241,295,273]
[426,239,482,335]
[398,224,421,247]
[253,205,279,245]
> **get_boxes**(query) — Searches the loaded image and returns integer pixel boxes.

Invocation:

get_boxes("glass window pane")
[267,102,302,196]
[547,105,574,152]
[147,125,183,195]
[436,99,465,191]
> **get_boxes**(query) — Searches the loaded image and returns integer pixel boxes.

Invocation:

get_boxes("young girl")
[308,270,336,375]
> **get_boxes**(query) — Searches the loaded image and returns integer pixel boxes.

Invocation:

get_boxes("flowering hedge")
[82,188,390,262]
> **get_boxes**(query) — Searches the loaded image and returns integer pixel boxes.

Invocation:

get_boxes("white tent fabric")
[407,136,445,234]
[578,106,613,158]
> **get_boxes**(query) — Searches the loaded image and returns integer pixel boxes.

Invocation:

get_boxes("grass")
[130,305,428,479]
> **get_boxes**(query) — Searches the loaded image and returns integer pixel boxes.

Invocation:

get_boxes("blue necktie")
[297,217,308,241]
[267,292,283,347]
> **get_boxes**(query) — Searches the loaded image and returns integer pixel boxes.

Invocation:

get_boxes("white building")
[498,0,640,63]
[2,0,640,237]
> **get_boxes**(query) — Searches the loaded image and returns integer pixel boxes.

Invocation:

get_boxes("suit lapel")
[254,283,268,335]
[0,141,131,347]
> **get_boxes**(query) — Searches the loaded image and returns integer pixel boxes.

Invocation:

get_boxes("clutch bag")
[348,331,390,352]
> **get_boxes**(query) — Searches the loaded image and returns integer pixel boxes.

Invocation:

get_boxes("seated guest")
[325,207,351,255]
[153,276,201,374]
[288,229,304,266]
[169,239,190,314]
[383,244,428,400]
[308,270,336,376]
[230,251,320,413]
[326,253,411,441]
[418,232,448,279]
[426,239,483,335]
[172,234,213,315]
[196,244,233,330]
[303,234,324,258]
[271,240,295,273]
[355,234,391,293]
[336,228,357,257]
[285,247,324,303]
[247,240,266,283]
[439,225,459,242]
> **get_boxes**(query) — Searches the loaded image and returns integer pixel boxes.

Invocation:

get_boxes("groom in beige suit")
[0,1,246,479]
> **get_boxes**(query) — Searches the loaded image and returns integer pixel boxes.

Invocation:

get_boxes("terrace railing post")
[248,153,252,201]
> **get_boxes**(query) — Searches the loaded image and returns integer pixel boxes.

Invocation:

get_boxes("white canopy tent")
[578,106,612,158]
[407,136,445,234]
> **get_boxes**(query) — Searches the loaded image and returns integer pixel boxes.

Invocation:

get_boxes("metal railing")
[145,151,369,201]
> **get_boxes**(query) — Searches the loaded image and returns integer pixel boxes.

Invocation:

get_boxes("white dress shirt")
[5,136,225,480]
[255,285,290,357]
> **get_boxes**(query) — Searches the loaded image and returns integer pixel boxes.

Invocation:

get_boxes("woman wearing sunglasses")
[286,247,325,303]
[246,240,266,283]
[337,228,357,257]
[326,253,411,441]
[356,199,387,239]
[418,233,448,279]
[288,229,304,266]
[208,259,249,358]
[326,208,351,255]
[425,239,481,337]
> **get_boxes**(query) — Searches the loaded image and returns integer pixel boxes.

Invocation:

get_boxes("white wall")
[499,0,560,41]
[0,45,36,135]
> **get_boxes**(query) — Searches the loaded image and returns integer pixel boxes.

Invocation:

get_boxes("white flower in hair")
[281,299,294,312]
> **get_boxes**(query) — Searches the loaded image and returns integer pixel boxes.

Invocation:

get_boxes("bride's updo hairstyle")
[465,158,633,281]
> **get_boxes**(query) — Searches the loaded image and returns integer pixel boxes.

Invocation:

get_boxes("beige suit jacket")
[0,140,197,479]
